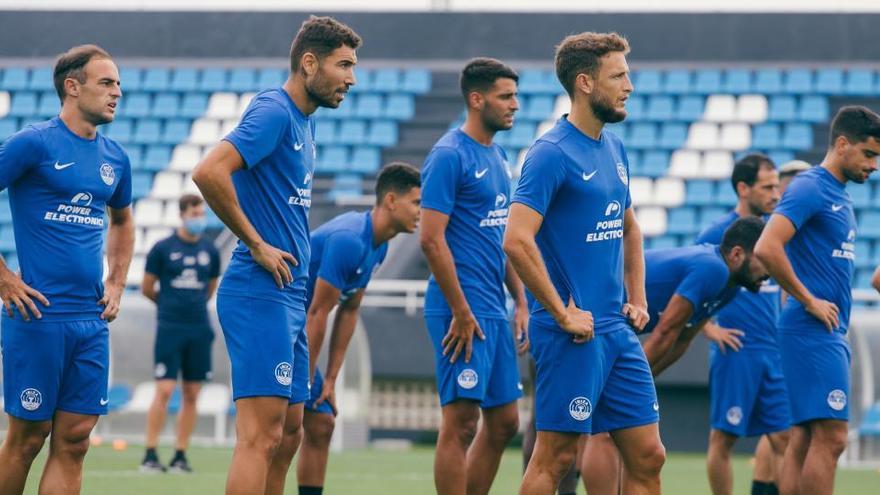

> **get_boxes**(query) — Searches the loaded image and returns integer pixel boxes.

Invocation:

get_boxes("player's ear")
[63,77,79,99]
[467,90,483,111]
[300,52,319,77]
[735,181,749,199]
[575,72,595,96]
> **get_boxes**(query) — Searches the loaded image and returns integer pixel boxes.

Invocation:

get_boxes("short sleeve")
[144,242,164,277]
[223,98,289,168]
[620,142,633,209]
[774,174,823,230]
[108,154,132,209]
[209,245,221,278]
[512,141,567,216]
[0,128,44,191]
[420,146,462,215]
[317,232,364,291]
[675,258,728,311]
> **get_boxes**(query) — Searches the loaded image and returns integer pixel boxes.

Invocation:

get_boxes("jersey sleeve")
[223,98,289,169]
[620,143,633,209]
[317,232,364,291]
[0,128,44,191]
[512,141,567,216]
[144,242,164,277]
[675,257,729,311]
[108,154,133,209]
[774,174,823,230]
[420,146,462,215]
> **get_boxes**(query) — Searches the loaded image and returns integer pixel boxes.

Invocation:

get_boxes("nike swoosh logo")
[54,161,75,170]
[293,142,304,151]
[831,204,844,212]
[100,398,109,406]
[475,168,488,179]
[582,170,597,181]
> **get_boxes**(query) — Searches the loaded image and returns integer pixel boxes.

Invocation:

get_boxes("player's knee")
[55,424,93,460]
[241,429,284,460]
[819,428,848,457]
[551,447,577,478]
[154,385,175,404]
[307,414,335,445]
[628,441,666,478]
[12,426,50,462]
[491,412,520,442]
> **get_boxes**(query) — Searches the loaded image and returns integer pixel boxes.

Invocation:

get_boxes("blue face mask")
[183,217,207,236]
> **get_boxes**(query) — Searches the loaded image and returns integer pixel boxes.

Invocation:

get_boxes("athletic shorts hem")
[439,396,483,408]
[304,404,336,416]
[592,416,659,435]
[232,391,293,402]
[710,423,789,438]
[481,392,523,410]
[535,421,591,434]
[791,413,849,426]
[4,408,54,422]
[56,405,105,417]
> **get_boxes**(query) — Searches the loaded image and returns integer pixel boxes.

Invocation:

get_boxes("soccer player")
[420,58,529,495]
[293,163,421,495]
[755,106,880,495]
[0,44,134,494]
[778,159,811,192]
[191,16,361,495]
[873,265,880,293]
[140,193,221,474]
[504,33,664,495]
[694,155,790,495]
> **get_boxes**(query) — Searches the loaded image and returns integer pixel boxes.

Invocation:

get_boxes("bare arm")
[141,272,159,303]
[641,294,694,373]
[621,207,649,331]
[101,205,135,322]
[504,258,529,354]
[306,278,341,381]
[872,265,880,293]
[701,320,744,354]
[192,141,296,288]
[0,256,49,321]
[754,213,839,330]
[652,319,705,376]
[313,290,366,414]
[502,203,592,340]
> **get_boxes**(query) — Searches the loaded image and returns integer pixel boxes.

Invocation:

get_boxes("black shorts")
[154,323,214,382]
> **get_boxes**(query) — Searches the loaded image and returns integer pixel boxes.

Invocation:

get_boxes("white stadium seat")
[552,95,570,120]
[134,199,164,227]
[736,94,768,123]
[144,227,173,250]
[653,177,685,207]
[134,227,147,255]
[162,200,181,227]
[703,95,737,122]
[701,150,735,179]
[169,144,202,172]
[628,177,654,206]
[122,382,232,444]
[150,171,184,200]
[686,122,720,150]
[535,121,555,139]
[126,255,145,286]
[719,123,751,150]
[0,91,9,118]
[188,119,221,145]
[636,207,668,237]
[221,119,238,137]
[237,92,256,117]
[668,150,702,178]
[205,92,240,120]
[182,173,200,195]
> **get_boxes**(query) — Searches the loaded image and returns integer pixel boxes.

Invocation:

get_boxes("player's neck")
[734,202,758,218]
[460,118,495,146]
[370,208,397,246]
[59,107,98,140]
[284,78,318,116]
[176,228,200,244]
[567,106,603,140]
[819,155,847,184]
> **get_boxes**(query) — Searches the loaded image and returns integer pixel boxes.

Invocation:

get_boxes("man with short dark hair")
[420,57,529,495]
[192,15,361,495]
[0,44,134,494]
[140,194,220,474]
[504,32,662,495]
[755,105,880,495]
[294,162,421,495]
[695,155,790,495]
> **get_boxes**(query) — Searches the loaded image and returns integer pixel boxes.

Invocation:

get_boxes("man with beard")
[420,57,529,495]
[0,44,134,494]
[694,155,789,495]
[504,32,662,495]
[192,16,361,495]
[755,106,880,495]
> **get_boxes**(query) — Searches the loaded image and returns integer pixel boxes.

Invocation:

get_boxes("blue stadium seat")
[604,123,627,141]
[754,69,783,94]
[858,213,880,239]
[205,208,223,229]
[122,93,151,118]
[0,226,16,252]
[8,92,37,117]
[170,68,198,92]
[815,68,844,94]
[694,69,722,95]
[132,172,153,200]
[855,269,875,289]
[633,70,662,95]
[257,68,286,89]
[401,69,431,93]
[385,94,415,120]
[685,180,716,206]
[629,123,657,149]
[507,124,536,148]
[355,94,383,119]
[152,93,180,118]
[105,119,133,143]
[372,69,401,93]
[350,147,381,174]
[751,123,782,149]
[228,68,258,92]
[166,388,183,415]
[699,206,729,231]
[783,69,813,94]
[524,95,554,121]
[36,91,59,118]
[641,151,669,178]
[143,145,172,171]
[142,68,170,92]
[782,123,813,150]
[844,69,876,96]
[351,68,372,93]
[625,150,642,174]
[518,69,557,95]
[798,95,829,123]
[722,69,752,94]
[717,183,737,207]
[180,93,208,119]
[854,240,873,268]
[847,183,871,208]
[662,70,692,95]
[161,119,191,145]
[624,96,645,121]
[0,68,29,91]
[28,67,54,91]
[338,120,367,145]
[767,150,795,166]
[666,208,699,235]
[329,174,363,200]
[315,120,337,144]
[367,120,398,147]
[648,235,679,249]
[124,144,144,170]
[675,96,704,122]
[767,96,797,121]
[0,201,12,224]
[119,67,143,92]
[0,118,19,141]
[133,119,161,144]
[199,68,228,92]
[318,146,349,174]
[658,123,687,150]
[107,383,132,413]
[646,95,675,121]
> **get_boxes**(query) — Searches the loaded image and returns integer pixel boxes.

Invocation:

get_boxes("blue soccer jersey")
[774,166,856,334]
[219,88,316,310]
[306,211,388,307]
[695,212,780,351]
[0,117,132,318]
[642,244,738,334]
[145,233,220,326]
[512,117,632,333]
[421,129,512,319]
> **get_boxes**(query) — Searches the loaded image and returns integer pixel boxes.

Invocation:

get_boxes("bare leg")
[706,429,737,495]
[224,397,288,495]
[295,410,336,489]
[264,403,304,495]
[799,420,846,495]
[610,423,665,495]
[175,381,202,451]
[582,433,622,495]
[779,425,809,495]
[144,379,176,450]
[0,416,52,494]
[466,401,519,495]
[752,436,775,485]
[766,430,790,488]
[37,411,99,495]
[520,431,579,495]
[435,400,480,495]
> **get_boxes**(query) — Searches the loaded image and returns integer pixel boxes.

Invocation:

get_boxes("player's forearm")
[105,214,134,288]
[306,307,331,380]
[503,232,566,322]
[652,322,703,376]
[420,234,472,317]
[141,287,158,303]
[192,169,263,249]
[642,325,681,372]
[622,221,647,306]
[325,307,359,382]
[755,239,813,306]
[503,259,527,308]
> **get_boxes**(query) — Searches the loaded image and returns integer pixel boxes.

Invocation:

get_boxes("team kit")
[0,14,878,495]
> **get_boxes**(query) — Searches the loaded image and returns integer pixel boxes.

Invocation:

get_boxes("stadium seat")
[168,144,201,172]
[0,201,12,224]
[699,206,729,230]
[199,68,229,92]
[629,177,654,206]
[685,180,716,206]
[161,119,191,145]
[105,119,133,143]
[0,118,17,140]
[507,124,537,148]
[338,120,367,145]
[767,95,797,121]
[385,93,416,120]
[662,69,692,95]
[626,150,642,174]
[351,68,372,93]
[133,119,162,144]
[125,256,145,287]
[675,96,704,122]
[634,70,662,94]
[150,171,184,200]
[754,69,783,94]
[35,91,59,118]
[329,174,363,201]
[815,68,844,94]
[604,123,627,141]
[847,184,872,208]
[134,199,164,227]
[722,69,752,94]
[131,172,154,200]
[257,68,286,89]
[180,93,209,119]
[169,68,198,92]
[401,69,431,93]
[0,68,29,91]
[646,95,675,121]
[783,69,813,94]
[704,95,737,122]
[854,240,873,268]
[636,207,667,236]
[0,226,15,254]
[8,92,36,117]
[119,67,143,92]
[781,123,813,150]
[716,183,738,207]
[0,91,9,118]
[666,207,699,235]
[798,95,829,123]
[629,123,658,149]
[654,177,686,207]
[315,120,337,144]
[354,94,383,119]
[228,68,258,92]
[350,146,381,174]
[367,120,398,147]
[205,93,239,120]
[151,93,180,118]
[751,123,781,149]
[372,69,401,92]
[768,150,795,166]
[28,67,54,91]
[143,145,172,171]
[142,68,170,92]
[694,69,722,95]
[640,151,670,178]
[686,122,719,150]
[237,92,256,117]
[720,123,751,150]
[162,200,181,227]
[195,383,232,444]
[648,234,678,248]
[318,146,349,174]
[552,95,570,119]
[668,150,701,178]
[843,69,875,96]
[107,383,132,413]
[624,96,645,121]
[736,95,768,123]
[859,212,880,239]
[701,150,735,179]
[123,93,151,118]
[189,119,222,145]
